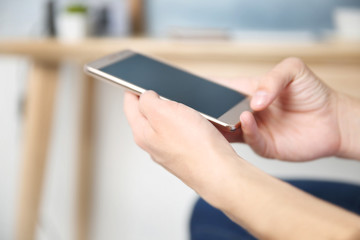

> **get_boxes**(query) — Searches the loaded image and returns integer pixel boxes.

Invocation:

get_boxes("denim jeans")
[190,180,360,240]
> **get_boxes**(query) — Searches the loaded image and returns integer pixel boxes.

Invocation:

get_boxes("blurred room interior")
[0,0,360,239]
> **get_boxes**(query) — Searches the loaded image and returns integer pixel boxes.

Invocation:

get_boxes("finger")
[139,91,179,130]
[123,91,155,149]
[138,90,163,124]
[123,91,145,128]
[240,111,269,157]
[213,123,244,143]
[251,57,307,111]
[139,90,207,134]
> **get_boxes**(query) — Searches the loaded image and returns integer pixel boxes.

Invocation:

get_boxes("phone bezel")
[84,49,250,132]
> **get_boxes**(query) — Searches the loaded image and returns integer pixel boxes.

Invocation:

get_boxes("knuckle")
[133,132,145,149]
[138,91,149,106]
[283,57,306,70]
[133,126,157,151]
[169,100,188,113]
[169,100,183,112]
[284,57,309,80]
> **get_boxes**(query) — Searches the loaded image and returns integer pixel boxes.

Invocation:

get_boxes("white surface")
[0,57,24,240]
[36,62,82,240]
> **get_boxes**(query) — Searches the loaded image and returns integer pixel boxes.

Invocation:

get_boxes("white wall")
[0,57,25,240]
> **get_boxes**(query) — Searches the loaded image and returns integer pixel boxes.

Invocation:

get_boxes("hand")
[123,64,360,240]
[215,58,341,161]
[123,90,244,206]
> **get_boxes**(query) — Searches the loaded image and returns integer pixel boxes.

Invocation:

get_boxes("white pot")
[57,12,88,43]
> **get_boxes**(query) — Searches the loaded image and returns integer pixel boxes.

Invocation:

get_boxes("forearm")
[336,93,360,160]
[207,157,360,240]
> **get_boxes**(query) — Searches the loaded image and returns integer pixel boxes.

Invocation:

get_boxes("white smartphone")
[84,49,250,132]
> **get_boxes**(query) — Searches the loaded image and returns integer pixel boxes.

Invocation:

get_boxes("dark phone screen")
[100,53,246,118]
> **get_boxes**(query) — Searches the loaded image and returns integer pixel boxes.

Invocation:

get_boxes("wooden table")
[0,38,359,240]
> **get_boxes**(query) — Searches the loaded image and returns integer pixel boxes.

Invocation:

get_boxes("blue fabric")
[190,180,360,240]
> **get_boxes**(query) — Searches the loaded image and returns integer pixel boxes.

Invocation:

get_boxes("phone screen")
[100,53,246,118]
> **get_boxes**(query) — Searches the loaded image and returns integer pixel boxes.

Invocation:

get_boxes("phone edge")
[84,52,244,132]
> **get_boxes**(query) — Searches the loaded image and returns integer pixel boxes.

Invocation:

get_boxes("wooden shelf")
[1,38,359,98]
[0,38,360,63]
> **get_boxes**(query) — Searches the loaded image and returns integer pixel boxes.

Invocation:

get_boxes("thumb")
[240,111,270,157]
[139,90,163,122]
[251,57,306,111]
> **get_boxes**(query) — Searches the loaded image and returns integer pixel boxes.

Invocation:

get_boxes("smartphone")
[84,49,249,132]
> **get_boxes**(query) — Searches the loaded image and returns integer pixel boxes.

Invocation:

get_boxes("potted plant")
[57,3,89,43]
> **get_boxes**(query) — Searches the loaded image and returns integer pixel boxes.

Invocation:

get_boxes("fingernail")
[253,91,268,107]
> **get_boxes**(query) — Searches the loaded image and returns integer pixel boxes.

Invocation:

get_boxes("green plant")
[66,4,88,14]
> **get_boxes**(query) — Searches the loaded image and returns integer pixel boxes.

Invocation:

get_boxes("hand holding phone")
[84,50,250,131]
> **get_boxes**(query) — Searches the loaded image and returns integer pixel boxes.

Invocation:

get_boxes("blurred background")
[1,0,360,240]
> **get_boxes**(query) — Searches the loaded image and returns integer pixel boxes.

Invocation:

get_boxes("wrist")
[216,159,360,240]
[335,93,360,160]
[195,154,249,211]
